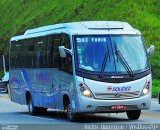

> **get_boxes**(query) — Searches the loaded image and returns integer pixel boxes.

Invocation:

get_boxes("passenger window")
[53,38,61,68]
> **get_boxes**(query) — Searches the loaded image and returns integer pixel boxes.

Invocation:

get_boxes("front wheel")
[126,110,141,120]
[28,96,40,115]
[67,103,76,121]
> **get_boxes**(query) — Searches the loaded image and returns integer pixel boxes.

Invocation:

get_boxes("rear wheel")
[126,110,141,120]
[28,96,40,115]
[39,107,47,115]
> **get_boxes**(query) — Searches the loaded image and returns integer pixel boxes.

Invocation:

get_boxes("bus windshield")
[74,35,149,75]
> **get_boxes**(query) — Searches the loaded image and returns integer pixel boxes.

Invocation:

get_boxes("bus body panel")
[10,68,75,110]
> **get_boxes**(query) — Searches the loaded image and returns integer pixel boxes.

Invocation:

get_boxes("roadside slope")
[0,0,160,79]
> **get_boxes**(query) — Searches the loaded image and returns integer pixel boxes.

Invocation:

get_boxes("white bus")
[9,21,154,121]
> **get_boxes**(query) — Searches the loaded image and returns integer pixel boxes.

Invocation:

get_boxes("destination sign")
[76,37,107,43]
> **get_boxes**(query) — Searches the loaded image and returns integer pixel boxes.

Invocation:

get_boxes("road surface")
[0,93,160,125]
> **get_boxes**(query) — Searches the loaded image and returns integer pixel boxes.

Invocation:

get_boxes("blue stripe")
[22,69,54,104]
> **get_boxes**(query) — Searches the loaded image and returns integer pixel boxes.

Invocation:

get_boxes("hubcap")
[29,100,33,112]
[67,104,73,120]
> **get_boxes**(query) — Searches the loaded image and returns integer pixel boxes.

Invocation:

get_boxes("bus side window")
[14,43,20,68]
[53,38,60,68]
[60,53,73,74]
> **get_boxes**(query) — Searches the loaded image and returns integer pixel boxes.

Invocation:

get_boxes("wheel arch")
[63,94,71,111]
[26,91,31,105]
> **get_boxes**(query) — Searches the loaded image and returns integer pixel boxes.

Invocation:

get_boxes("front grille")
[95,91,140,99]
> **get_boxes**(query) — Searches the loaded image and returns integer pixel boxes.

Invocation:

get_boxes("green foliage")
[0,70,3,78]
[152,79,160,98]
[0,0,160,80]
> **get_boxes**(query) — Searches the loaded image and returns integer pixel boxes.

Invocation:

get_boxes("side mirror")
[59,46,66,58]
[147,45,155,56]
[59,46,72,58]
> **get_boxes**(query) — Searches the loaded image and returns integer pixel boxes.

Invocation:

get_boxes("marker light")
[141,80,151,96]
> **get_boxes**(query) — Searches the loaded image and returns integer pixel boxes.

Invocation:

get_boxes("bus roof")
[11,21,141,41]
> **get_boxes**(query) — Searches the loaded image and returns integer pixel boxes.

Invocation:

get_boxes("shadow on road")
[21,111,130,123]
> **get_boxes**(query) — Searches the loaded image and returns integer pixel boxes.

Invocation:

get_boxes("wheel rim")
[67,104,73,120]
[29,99,33,113]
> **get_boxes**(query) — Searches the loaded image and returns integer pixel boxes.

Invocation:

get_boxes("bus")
[9,21,155,121]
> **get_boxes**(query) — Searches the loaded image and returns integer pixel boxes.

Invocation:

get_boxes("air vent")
[95,91,140,100]
[80,21,124,29]
[101,77,134,83]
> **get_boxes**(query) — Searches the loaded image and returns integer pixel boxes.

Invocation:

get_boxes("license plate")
[110,105,125,110]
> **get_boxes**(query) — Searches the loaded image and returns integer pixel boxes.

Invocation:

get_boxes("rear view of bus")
[65,21,155,121]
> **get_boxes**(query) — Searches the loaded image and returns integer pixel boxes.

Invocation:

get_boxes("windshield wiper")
[114,44,134,77]
[99,50,109,78]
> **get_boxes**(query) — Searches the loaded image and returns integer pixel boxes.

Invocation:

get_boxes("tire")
[39,108,47,115]
[126,110,141,120]
[67,103,76,122]
[28,96,40,115]
[4,84,8,93]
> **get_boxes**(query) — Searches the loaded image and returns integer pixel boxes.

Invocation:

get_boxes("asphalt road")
[0,93,160,125]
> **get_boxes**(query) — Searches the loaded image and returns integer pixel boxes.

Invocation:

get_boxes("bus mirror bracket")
[147,45,155,56]
[59,46,72,58]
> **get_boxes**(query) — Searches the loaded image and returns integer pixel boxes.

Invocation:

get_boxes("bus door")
[41,35,60,109]
[54,53,74,110]
[33,38,45,107]
[41,73,54,109]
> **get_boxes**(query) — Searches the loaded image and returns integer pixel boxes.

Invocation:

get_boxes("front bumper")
[74,92,151,113]
[0,81,8,91]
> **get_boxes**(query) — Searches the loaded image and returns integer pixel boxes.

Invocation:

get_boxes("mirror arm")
[147,48,150,54]
[64,48,72,55]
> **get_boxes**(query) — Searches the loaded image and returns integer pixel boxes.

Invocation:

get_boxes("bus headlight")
[141,80,151,96]
[143,88,149,95]
[78,82,94,98]
[83,90,91,97]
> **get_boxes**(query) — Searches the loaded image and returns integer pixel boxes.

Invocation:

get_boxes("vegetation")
[0,0,160,96]
[152,79,160,98]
